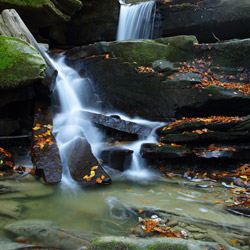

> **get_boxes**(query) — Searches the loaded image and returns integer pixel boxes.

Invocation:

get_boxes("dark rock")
[64,0,119,46]
[157,116,250,144]
[99,146,133,171]
[157,0,250,43]
[0,119,20,136]
[78,111,153,137]
[66,137,111,185]
[140,143,250,161]
[66,37,250,121]
[31,99,62,184]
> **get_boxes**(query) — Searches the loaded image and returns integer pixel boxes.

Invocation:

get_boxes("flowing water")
[117,0,156,40]
[0,5,249,248]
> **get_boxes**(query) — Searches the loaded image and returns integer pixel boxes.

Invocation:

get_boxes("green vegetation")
[0,0,50,7]
[87,240,138,250]
[0,36,46,88]
[87,240,189,250]
[146,243,189,250]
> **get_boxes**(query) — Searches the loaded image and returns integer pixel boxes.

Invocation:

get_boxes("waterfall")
[49,54,103,188]
[117,1,156,40]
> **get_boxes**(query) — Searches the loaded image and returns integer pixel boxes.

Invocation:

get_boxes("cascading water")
[49,54,103,188]
[117,0,156,40]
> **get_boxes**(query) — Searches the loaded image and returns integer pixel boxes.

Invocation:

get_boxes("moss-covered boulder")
[0,35,46,89]
[157,0,250,43]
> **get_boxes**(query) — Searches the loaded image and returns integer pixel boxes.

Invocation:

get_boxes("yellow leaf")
[32,126,41,131]
[138,209,144,214]
[230,239,237,245]
[91,166,98,170]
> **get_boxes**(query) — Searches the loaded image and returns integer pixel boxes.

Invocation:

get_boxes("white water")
[49,54,104,188]
[117,1,156,40]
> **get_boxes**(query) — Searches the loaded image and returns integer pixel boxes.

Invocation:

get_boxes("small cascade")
[117,1,156,40]
[49,54,103,188]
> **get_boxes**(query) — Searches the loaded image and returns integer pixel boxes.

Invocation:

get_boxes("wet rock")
[157,115,250,144]
[0,200,21,219]
[99,146,133,171]
[0,181,54,199]
[140,143,250,162]
[79,111,153,137]
[0,237,56,250]
[193,233,204,240]
[31,99,62,184]
[66,137,111,185]
[157,0,250,43]
[166,220,178,227]
[4,219,92,250]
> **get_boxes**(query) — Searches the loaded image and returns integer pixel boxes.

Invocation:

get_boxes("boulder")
[66,37,250,121]
[157,116,250,143]
[31,99,62,184]
[0,0,82,29]
[4,219,92,250]
[78,111,153,137]
[89,236,239,250]
[64,0,119,46]
[66,137,111,185]
[157,0,250,43]
[99,146,133,171]
[0,238,55,250]
[0,35,46,89]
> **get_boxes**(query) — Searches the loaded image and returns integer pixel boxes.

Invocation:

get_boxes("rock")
[66,37,250,121]
[0,35,46,89]
[0,180,54,199]
[31,99,62,184]
[193,233,204,240]
[140,143,250,161]
[91,236,239,250]
[78,111,153,137]
[65,0,119,46]
[157,0,250,43]
[4,219,92,250]
[157,116,250,144]
[0,237,55,250]
[0,0,82,29]
[99,146,133,171]
[0,200,21,219]
[0,119,20,136]
[66,137,111,185]
[166,220,178,227]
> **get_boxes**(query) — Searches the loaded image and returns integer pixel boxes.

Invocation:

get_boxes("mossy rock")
[87,240,138,250]
[0,35,46,89]
[146,243,188,250]
[95,36,197,66]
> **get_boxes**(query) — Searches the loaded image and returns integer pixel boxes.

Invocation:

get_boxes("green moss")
[0,0,50,7]
[0,36,46,89]
[96,36,197,66]
[146,243,189,250]
[87,240,138,250]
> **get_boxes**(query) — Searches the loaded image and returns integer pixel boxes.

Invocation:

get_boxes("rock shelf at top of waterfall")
[117,1,156,40]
